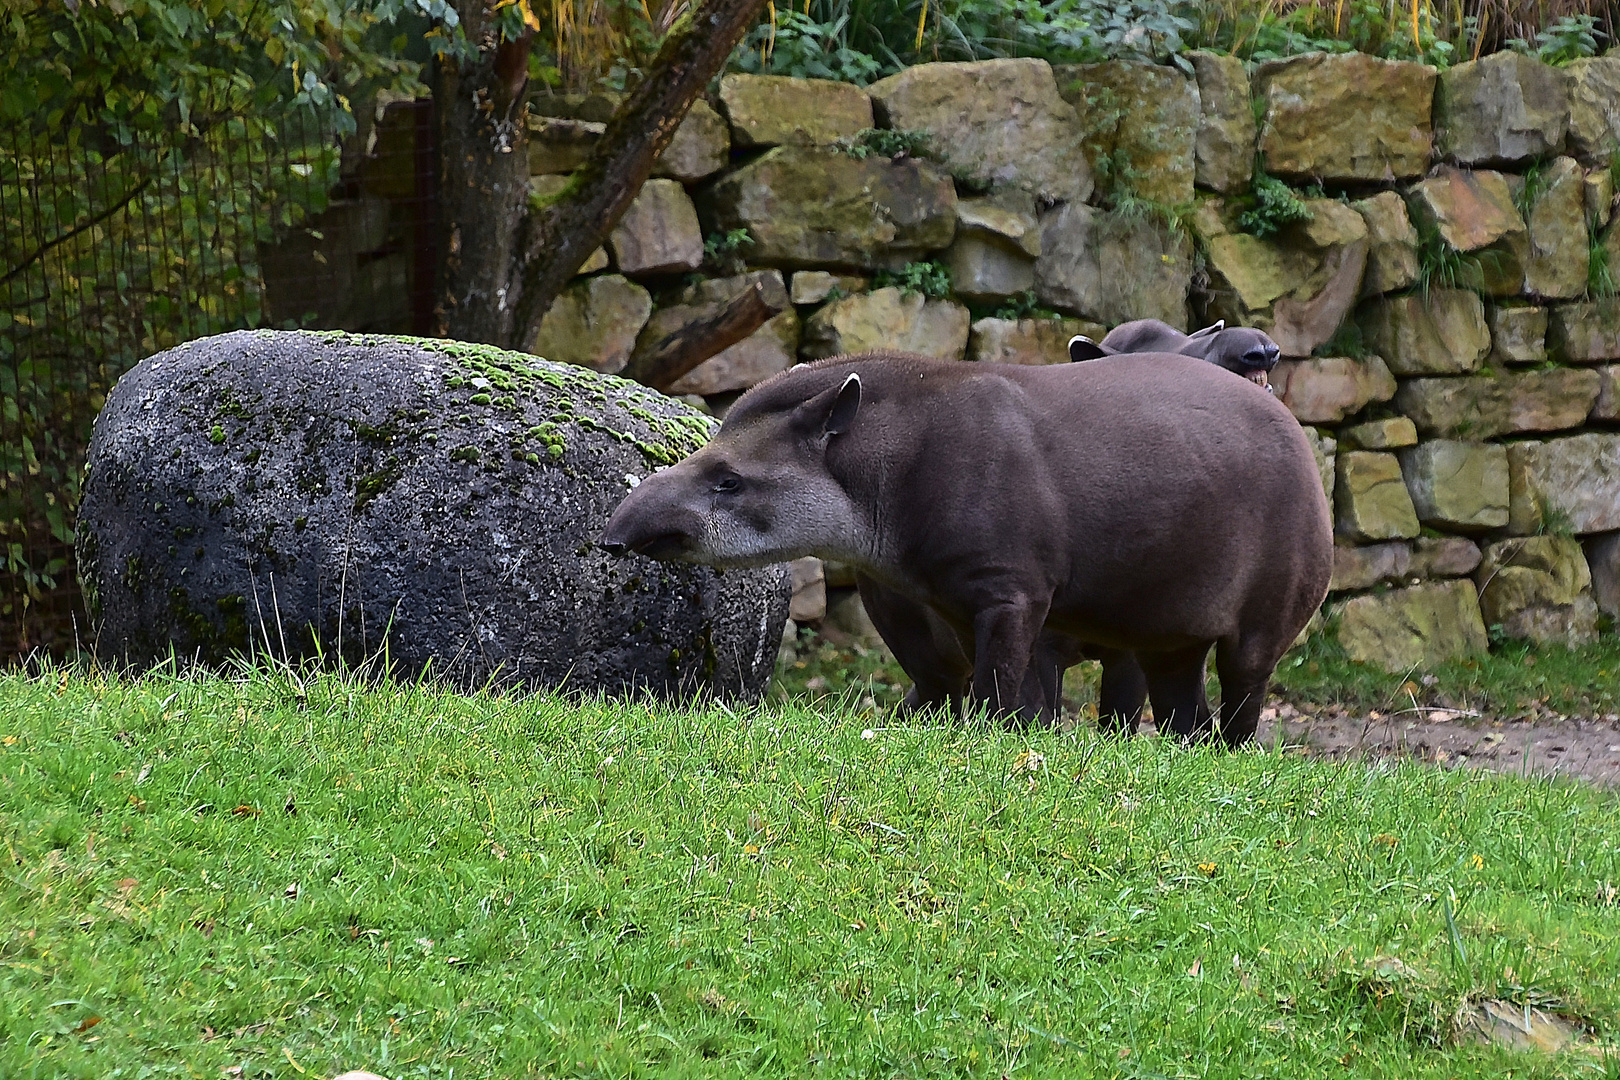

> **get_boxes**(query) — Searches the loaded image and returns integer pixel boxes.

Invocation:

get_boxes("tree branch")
[1,172,154,288]
[507,0,770,352]
[620,281,783,391]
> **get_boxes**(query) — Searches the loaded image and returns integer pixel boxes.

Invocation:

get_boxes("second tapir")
[600,351,1333,744]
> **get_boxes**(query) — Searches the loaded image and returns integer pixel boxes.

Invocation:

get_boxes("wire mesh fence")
[2,99,438,660]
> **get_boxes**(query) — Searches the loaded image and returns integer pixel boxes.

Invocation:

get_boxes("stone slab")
[1335,580,1489,672]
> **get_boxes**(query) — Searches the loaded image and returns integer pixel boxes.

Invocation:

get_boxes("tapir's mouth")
[1245,369,1269,389]
[631,532,693,560]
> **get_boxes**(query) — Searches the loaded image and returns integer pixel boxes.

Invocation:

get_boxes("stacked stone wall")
[526,53,1620,670]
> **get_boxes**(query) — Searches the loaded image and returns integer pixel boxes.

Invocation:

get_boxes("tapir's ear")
[1068,335,1109,362]
[1186,319,1225,341]
[824,372,861,436]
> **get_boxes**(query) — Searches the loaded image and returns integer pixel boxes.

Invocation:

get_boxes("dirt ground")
[1254,702,1620,788]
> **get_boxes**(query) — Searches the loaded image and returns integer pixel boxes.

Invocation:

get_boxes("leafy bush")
[837,127,935,160]
[874,260,952,299]
[992,289,1062,320]
[1507,14,1606,65]
[1238,171,1313,238]
[729,8,884,84]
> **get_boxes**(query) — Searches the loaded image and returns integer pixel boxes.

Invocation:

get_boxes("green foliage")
[1185,0,1460,68]
[703,228,755,275]
[3,664,1620,1077]
[1590,229,1617,299]
[1238,170,1313,239]
[992,289,1062,321]
[837,127,935,160]
[1507,14,1606,65]
[1512,158,1549,219]
[1314,319,1369,360]
[873,260,952,299]
[729,7,884,85]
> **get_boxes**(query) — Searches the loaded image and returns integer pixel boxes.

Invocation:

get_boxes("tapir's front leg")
[856,575,970,715]
[970,593,1049,724]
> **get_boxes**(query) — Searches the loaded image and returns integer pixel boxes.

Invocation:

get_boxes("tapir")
[600,351,1332,744]
[1069,318,1282,389]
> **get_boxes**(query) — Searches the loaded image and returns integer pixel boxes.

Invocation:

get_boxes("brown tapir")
[1069,319,1282,389]
[600,351,1332,744]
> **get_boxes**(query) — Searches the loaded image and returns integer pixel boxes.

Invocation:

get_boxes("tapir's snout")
[1241,343,1280,371]
[599,478,706,562]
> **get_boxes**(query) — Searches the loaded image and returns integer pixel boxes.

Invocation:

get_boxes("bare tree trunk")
[434,6,534,342]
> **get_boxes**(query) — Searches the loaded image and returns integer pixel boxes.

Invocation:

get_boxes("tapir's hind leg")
[856,576,969,716]
[1138,644,1214,741]
[1086,646,1148,735]
[1214,636,1278,747]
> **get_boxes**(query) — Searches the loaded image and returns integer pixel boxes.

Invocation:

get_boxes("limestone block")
[1034,203,1190,328]
[608,179,703,275]
[1358,289,1490,375]
[1270,355,1396,424]
[636,272,801,396]
[1525,157,1589,300]
[967,316,1105,366]
[1394,368,1601,439]
[1548,300,1620,362]
[1477,536,1598,646]
[1330,541,1413,592]
[654,99,730,181]
[1302,427,1337,503]
[868,59,1093,202]
[1584,531,1620,619]
[789,271,867,305]
[1507,433,1620,534]
[1586,167,1615,230]
[1398,440,1509,530]
[1340,416,1418,450]
[1057,61,1198,206]
[945,233,1035,301]
[1404,167,1527,296]
[1352,191,1420,296]
[1564,56,1620,163]
[527,116,602,175]
[801,287,971,361]
[1335,580,1489,671]
[789,556,826,623]
[1189,50,1255,194]
[1335,451,1420,542]
[1435,52,1571,166]
[1488,304,1547,365]
[531,92,728,181]
[718,74,873,147]
[529,274,652,374]
[957,191,1042,257]
[1594,364,1620,421]
[703,146,957,271]
[1411,536,1483,578]
[1252,52,1436,182]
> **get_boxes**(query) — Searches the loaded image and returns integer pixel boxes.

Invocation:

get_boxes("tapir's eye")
[712,473,741,494]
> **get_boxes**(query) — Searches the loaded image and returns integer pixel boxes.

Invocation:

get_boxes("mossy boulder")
[1397,440,1509,531]
[1524,157,1589,300]
[1189,50,1256,195]
[1548,299,1620,362]
[1351,191,1420,297]
[1357,289,1491,376]
[1404,167,1527,297]
[1476,536,1598,646]
[718,74,874,148]
[529,273,652,375]
[1393,368,1601,439]
[1252,52,1436,182]
[1565,56,1620,164]
[1435,52,1570,167]
[801,287,971,360]
[1488,304,1548,365]
[966,316,1105,366]
[1334,451,1420,542]
[1056,60,1198,206]
[1334,580,1489,672]
[1506,433,1620,534]
[1034,203,1190,328]
[77,330,790,699]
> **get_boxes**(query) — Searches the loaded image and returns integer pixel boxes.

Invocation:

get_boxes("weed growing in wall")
[874,260,952,300]
[1238,169,1313,238]
[703,228,754,276]
[837,127,934,161]
[1506,13,1605,65]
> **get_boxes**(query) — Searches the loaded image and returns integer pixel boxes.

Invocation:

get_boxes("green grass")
[3,665,1620,1078]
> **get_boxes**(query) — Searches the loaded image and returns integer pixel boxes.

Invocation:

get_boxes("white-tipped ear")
[1186,319,1225,340]
[1067,335,1109,362]
[824,372,861,436]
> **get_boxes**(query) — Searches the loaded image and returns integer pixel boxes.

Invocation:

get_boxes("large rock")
[531,93,729,181]
[1393,368,1601,439]
[1189,50,1255,194]
[1525,157,1589,300]
[702,145,957,271]
[1303,426,1336,503]
[788,271,867,305]
[801,287,971,360]
[530,274,653,375]
[1330,541,1412,592]
[1488,304,1548,365]
[1566,56,1620,163]
[945,233,1034,301]
[1411,536,1483,579]
[1033,203,1190,328]
[967,316,1105,366]
[1252,52,1436,182]
[1588,167,1615,230]
[635,272,801,396]
[1398,440,1509,531]
[1335,451,1420,542]
[1477,536,1598,646]
[1270,355,1396,424]
[1358,289,1491,375]
[1404,167,1527,296]
[75,331,789,697]
[868,59,1093,202]
[956,191,1042,257]
[1594,364,1620,421]
[1435,52,1570,166]
[1336,580,1489,671]
[1352,191,1420,296]
[1507,433,1620,534]
[1339,416,1417,450]
[526,116,602,175]
[609,179,703,275]
[1057,61,1198,206]
[718,74,873,147]
[654,99,730,182]
[1585,531,1620,619]
[1548,300,1620,362]
[1197,200,1368,356]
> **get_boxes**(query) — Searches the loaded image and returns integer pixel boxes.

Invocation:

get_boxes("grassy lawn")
[3,665,1620,1078]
